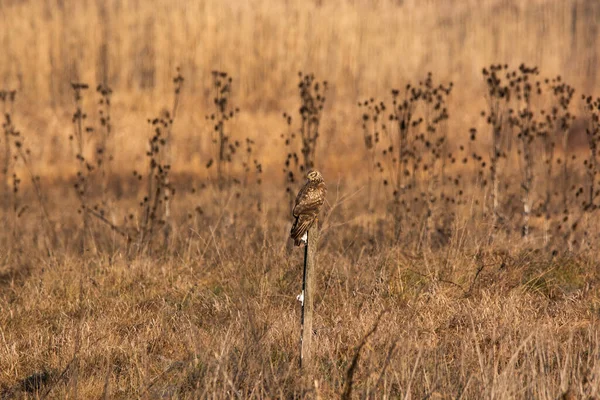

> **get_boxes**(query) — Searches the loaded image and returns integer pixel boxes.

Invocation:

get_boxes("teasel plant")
[70,82,97,253]
[206,70,240,192]
[543,76,575,213]
[481,64,511,232]
[65,83,133,251]
[297,72,327,172]
[95,82,114,210]
[1,90,17,212]
[281,111,299,212]
[85,82,123,251]
[242,137,263,211]
[413,73,453,249]
[160,67,184,242]
[1,89,23,237]
[383,83,422,241]
[538,76,576,245]
[580,94,600,247]
[282,72,327,214]
[137,112,175,253]
[551,94,600,251]
[506,64,542,238]
[358,97,385,212]
[134,68,186,253]
[2,90,56,249]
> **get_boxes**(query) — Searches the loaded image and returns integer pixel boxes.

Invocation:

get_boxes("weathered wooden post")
[299,222,319,370]
[290,169,326,371]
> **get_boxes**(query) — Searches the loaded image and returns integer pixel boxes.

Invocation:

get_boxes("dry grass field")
[1,0,600,398]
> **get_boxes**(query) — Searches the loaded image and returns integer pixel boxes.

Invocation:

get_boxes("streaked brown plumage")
[291,170,327,246]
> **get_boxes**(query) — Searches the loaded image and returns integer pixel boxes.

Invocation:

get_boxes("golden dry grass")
[2,207,600,398]
[1,0,600,399]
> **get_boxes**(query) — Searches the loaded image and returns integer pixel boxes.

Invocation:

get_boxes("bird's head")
[306,170,324,183]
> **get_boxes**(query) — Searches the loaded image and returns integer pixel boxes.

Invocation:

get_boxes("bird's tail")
[290,216,312,246]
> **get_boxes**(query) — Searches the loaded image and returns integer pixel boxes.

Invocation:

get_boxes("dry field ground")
[1,0,600,398]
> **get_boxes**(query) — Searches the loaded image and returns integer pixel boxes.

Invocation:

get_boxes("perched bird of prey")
[291,170,327,246]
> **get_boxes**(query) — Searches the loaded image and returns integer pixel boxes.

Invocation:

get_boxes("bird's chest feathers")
[308,183,325,196]
[316,182,326,196]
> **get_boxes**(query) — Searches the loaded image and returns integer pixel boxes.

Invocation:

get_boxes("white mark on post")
[296,290,304,305]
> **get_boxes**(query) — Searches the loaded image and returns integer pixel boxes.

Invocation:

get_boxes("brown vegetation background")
[1,0,600,398]
[1,0,599,177]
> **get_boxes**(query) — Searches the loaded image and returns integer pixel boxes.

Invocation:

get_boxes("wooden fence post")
[300,221,319,370]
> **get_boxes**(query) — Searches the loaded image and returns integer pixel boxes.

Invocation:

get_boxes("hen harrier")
[291,170,327,246]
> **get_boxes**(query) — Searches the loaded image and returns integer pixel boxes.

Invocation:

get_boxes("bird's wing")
[291,214,314,245]
[293,186,324,217]
[292,184,309,215]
